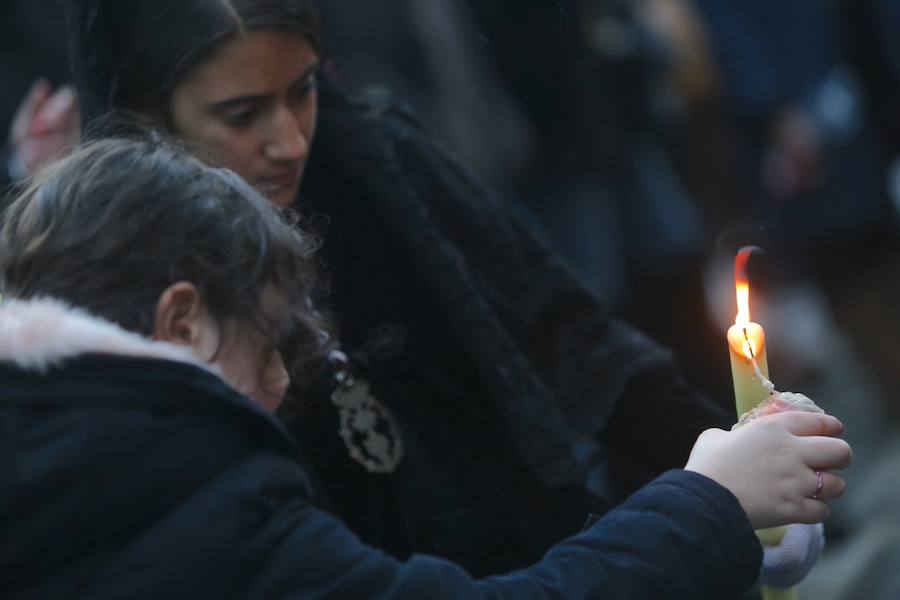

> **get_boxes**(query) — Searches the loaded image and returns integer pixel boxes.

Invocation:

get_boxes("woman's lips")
[253,167,305,205]
[257,171,299,191]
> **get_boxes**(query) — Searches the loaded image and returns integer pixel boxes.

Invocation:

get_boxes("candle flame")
[734,246,761,325]
[736,281,750,325]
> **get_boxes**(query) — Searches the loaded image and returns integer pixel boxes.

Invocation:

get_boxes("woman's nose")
[265,106,310,163]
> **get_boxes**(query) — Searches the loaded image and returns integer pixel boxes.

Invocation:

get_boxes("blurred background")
[3,0,900,597]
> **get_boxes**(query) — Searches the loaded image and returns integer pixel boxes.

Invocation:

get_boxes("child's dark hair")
[68,0,321,126]
[0,132,332,392]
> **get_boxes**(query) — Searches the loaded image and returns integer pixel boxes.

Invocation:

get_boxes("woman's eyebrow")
[209,94,268,111]
[208,63,321,111]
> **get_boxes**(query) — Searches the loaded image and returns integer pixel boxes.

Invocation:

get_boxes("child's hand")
[685,411,851,529]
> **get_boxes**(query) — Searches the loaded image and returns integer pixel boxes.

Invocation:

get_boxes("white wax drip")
[741,326,777,395]
[751,356,777,395]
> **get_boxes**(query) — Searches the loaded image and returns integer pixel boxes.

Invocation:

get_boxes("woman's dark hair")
[69,0,320,126]
[0,131,331,391]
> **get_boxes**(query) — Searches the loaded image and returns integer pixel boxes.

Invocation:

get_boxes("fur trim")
[0,297,217,374]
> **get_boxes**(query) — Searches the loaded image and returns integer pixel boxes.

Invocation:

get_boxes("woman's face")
[170,30,319,207]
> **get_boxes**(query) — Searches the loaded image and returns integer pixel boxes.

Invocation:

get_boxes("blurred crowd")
[3,0,900,597]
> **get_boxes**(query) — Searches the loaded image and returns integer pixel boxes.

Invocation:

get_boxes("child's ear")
[153,282,218,358]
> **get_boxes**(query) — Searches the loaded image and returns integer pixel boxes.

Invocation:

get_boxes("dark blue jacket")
[0,351,762,599]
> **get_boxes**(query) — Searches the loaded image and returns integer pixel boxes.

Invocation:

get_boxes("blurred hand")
[761,108,825,200]
[685,411,851,529]
[9,79,81,176]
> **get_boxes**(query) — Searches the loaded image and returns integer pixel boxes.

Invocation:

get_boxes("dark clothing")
[290,82,733,574]
[0,351,762,599]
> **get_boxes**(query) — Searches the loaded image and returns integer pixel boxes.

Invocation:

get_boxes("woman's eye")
[290,76,318,103]
[222,107,258,127]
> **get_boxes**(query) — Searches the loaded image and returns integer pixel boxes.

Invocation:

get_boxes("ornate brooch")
[329,351,404,474]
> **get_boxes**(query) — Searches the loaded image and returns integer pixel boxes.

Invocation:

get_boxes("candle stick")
[726,247,797,600]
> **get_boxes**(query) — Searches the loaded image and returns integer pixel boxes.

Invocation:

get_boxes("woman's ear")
[153,282,219,359]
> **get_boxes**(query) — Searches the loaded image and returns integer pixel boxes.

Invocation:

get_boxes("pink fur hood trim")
[0,296,217,375]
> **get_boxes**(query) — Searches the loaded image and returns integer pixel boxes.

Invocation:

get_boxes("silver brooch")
[329,351,404,474]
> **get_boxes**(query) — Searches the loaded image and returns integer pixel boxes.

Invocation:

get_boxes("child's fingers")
[811,471,846,501]
[793,498,832,525]
[799,468,846,501]
[798,436,853,470]
[772,411,844,438]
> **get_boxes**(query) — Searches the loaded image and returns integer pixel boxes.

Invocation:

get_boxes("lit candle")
[727,247,773,418]
[726,247,797,600]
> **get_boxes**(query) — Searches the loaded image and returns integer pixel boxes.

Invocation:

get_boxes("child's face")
[211,288,290,413]
[156,282,290,413]
[169,30,320,208]
[214,329,289,413]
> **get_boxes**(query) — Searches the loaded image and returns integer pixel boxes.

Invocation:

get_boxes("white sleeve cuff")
[759,522,825,588]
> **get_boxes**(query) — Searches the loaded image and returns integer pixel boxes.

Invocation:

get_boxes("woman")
[0,134,850,598]
[19,0,823,582]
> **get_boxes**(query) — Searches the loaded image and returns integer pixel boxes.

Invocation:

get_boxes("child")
[0,135,850,598]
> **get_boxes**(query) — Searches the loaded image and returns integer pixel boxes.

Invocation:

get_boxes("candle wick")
[742,326,756,359]
[742,326,777,395]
